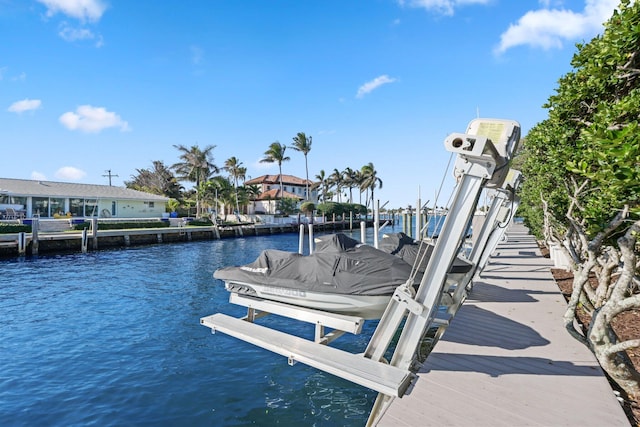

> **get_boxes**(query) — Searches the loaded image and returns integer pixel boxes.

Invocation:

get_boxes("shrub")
[0,224,31,233]
[188,218,213,226]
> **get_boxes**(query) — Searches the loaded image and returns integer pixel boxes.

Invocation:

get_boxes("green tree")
[201,176,234,220]
[125,160,183,200]
[291,132,313,200]
[276,197,298,215]
[360,162,383,209]
[172,144,218,217]
[328,168,344,203]
[518,0,640,399]
[314,169,330,203]
[260,141,290,200]
[342,167,357,203]
[224,156,246,214]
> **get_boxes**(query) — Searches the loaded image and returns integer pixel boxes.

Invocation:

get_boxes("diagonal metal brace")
[391,283,424,316]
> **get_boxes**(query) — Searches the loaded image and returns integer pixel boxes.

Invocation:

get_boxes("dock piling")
[31,218,39,255]
[81,229,88,253]
[18,232,26,255]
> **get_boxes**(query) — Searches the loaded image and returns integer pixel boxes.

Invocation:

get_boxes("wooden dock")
[376,224,630,426]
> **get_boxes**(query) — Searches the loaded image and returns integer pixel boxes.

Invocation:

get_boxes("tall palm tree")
[291,132,312,200]
[315,169,329,203]
[260,141,290,200]
[342,167,358,203]
[172,144,218,217]
[360,162,383,209]
[328,168,344,203]
[223,156,246,214]
[353,169,365,205]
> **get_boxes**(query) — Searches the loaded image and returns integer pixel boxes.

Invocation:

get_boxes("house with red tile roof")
[244,174,317,214]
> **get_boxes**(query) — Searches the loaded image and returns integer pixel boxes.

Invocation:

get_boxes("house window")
[84,199,98,217]
[148,202,154,208]
[32,197,49,217]
[50,198,65,216]
[70,199,83,217]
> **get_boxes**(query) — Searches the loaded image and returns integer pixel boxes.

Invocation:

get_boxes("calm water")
[1,225,408,427]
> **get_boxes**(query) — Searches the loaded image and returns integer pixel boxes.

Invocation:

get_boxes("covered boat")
[214,233,417,319]
[378,232,473,277]
[214,232,475,319]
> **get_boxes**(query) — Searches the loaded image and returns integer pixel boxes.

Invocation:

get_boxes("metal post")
[308,224,314,255]
[298,224,304,254]
[373,200,380,249]
[360,221,366,244]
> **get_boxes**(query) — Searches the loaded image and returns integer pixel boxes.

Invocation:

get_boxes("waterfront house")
[245,174,317,214]
[0,178,168,219]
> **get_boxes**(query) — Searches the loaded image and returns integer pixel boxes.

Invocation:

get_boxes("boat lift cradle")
[200,118,521,425]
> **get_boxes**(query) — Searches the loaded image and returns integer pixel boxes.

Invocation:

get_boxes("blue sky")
[1,0,622,209]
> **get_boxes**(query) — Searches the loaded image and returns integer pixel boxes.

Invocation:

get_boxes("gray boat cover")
[378,233,473,275]
[214,233,416,296]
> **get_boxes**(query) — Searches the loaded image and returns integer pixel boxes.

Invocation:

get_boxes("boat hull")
[224,280,392,319]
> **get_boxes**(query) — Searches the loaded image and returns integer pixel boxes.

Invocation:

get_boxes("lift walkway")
[376,223,630,426]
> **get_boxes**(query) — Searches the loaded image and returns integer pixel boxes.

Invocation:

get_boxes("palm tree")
[223,156,246,214]
[291,132,312,200]
[172,144,218,217]
[315,169,329,203]
[342,167,358,203]
[260,141,290,200]
[328,168,344,203]
[360,162,383,209]
[353,169,365,205]
[202,176,234,220]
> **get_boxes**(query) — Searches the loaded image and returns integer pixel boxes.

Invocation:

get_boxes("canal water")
[1,225,416,427]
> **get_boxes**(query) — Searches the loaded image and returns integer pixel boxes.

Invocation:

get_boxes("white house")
[0,178,169,219]
[245,174,317,214]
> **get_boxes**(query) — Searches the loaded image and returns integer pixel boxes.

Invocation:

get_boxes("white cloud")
[495,0,619,54]
[55,166,86,181]
[356,75,397,98]
[59,105,130,133]
[8,98,42,113]
[37,0,107,22]
[398,0,491,16]
[59,24,95,42]
[31,171,47,181]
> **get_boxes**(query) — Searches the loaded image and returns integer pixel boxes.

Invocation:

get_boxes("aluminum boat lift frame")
[200,118,521,425]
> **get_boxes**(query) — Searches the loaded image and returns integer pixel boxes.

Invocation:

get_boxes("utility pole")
[103,170,119,186]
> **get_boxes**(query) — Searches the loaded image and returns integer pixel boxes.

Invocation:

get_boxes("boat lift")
[201,118,521,425]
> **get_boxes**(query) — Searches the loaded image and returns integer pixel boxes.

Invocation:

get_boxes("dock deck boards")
[376,224,630,426]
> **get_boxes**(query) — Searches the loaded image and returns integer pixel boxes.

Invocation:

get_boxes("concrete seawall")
[0,220,379,258]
